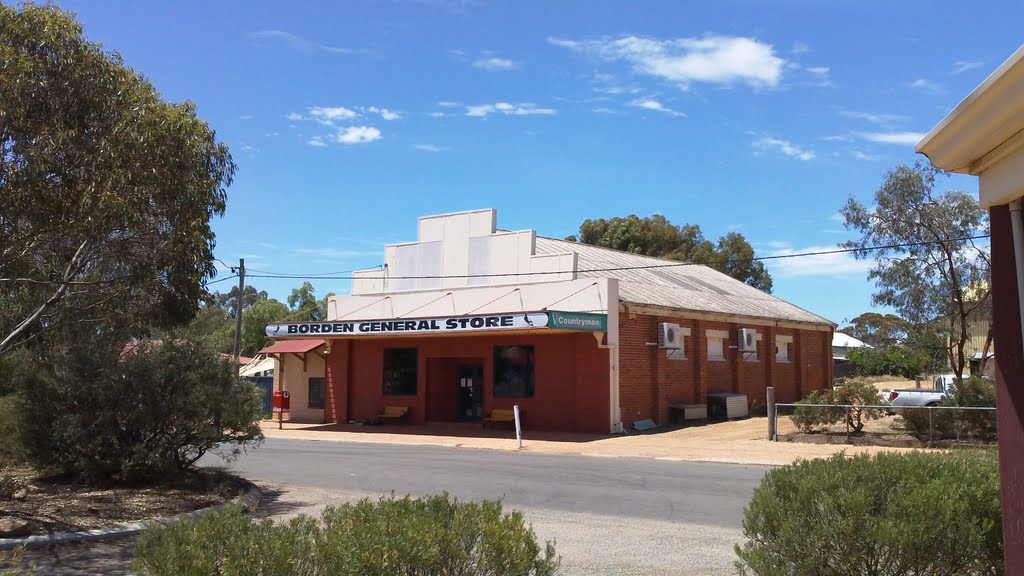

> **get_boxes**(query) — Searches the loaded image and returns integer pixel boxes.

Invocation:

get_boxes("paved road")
[209,438,768,528]
[20,441,769,575]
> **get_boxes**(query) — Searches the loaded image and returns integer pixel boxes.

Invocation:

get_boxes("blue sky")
[60,0,1022,326]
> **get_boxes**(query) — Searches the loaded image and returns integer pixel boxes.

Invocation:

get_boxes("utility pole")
[233,258,245,361]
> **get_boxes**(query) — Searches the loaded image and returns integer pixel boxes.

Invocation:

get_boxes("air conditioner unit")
[707,393,749,419]
[658,322,682,349]
[738,328,757,352]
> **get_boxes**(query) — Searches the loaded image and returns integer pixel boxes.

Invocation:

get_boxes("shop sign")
[547,311,608,332]
[266,312,551,337]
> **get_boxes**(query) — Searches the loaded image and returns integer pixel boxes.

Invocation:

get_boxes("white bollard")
[513,404,523,449]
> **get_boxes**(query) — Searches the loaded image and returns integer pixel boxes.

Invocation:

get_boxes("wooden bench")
[484,408,519,427]
[377,405,410,422]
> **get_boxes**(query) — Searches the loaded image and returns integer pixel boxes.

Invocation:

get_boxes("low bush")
[735,450,1002,576]
[133,493,559,576]
[901,376,997,441]
[790,381,883,433]
[15,330,263,483]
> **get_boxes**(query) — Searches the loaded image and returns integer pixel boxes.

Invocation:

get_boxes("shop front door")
[457,363,483,421]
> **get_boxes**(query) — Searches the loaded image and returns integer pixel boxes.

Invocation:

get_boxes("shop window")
[776,335,793,363]
[494,346,535,397]
[707,331,727,361]
[308,377,325,409]
[383,348,418,395]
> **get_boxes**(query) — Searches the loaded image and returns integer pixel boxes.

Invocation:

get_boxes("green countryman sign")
[547,311,608,332]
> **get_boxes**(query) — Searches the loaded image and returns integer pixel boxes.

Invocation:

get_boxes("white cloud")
[333,126,381,144]
[239,114,253,120]
[549,34,786,89]
[952,60,983,75]
[851,150,880,161]
[790,42,811,55]
[908,78,943,94]
[828,212,845,223]
[285,112,304,121]
[291,247,381,259]
[839,110,909,125]
[821,134,852,142]
[428,111,455,118]
[752,136,815,160]
[473,57,520,71]
[308,136,328,147]
[805,66,832,86]
[250,30,351,55]
[465,102,557,117]
[859,131,926,145]
[367,106,401,120]
[308,106,358,125]
[593,107,617,114]
[763,243,873,278]
[437,101,459,108]
[627,98,685,117]
[414,144,450,152]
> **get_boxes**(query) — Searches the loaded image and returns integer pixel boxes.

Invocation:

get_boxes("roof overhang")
[916,45,1024,207]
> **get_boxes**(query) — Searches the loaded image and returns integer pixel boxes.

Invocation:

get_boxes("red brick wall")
[618,311,831,427]
[325,331,610,433]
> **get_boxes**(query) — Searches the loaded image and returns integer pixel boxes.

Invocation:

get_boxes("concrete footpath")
[260,417,919,466]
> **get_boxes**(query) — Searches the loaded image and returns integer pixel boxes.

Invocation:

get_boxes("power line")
[243,234,991,282]
[203,274,238,287]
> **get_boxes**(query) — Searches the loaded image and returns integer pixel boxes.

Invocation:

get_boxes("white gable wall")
[352,209,576,295]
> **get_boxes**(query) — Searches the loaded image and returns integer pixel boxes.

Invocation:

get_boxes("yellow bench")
[377,405,410,422]
[484,408,518,427]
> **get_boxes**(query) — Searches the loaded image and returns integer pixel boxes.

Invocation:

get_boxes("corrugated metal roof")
[259,339,325,354]
[534,236,835,326]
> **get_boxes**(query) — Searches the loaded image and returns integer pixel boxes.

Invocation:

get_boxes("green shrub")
[789,390,843,433]
[735,450,1002,576]
[132,494,559,576]
[0,395,22,468]
[901,376,997,441]
[15,331,263,483]
[845,346,928,379]
[790,381,883,433]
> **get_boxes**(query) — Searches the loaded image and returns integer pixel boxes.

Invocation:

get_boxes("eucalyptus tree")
[0,4,235,355]
[567,214,773,292]
[841,161,990,379]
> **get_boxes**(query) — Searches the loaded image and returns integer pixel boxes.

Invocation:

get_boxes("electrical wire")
[204,274,238,287]
[243,234,991,282]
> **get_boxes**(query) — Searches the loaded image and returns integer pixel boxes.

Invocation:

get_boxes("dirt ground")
[0,468,244,536]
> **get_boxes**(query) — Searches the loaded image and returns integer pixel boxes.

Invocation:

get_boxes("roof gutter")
[619,303,835,332]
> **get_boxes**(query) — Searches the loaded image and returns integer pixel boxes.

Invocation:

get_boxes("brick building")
[265,209,834,433]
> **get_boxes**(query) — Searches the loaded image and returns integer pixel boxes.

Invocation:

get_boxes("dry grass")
[0,468,244,536]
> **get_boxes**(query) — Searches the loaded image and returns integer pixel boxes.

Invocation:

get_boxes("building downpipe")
[1010,199,1024,353]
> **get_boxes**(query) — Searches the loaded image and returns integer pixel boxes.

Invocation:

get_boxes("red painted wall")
[991,204,1024,573]
[617,312,831,428]
[325,331,610,433]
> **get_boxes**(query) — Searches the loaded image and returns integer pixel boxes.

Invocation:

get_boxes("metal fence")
[243,376,274,417]
[770,402,998,447]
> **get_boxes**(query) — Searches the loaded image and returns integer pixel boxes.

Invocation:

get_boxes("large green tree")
[566,214,773,292]
[839,312,912,348]
[841,161,990,380]
[0,4,235,355]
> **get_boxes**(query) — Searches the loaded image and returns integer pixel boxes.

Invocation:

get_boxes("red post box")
[272,390,290,413]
